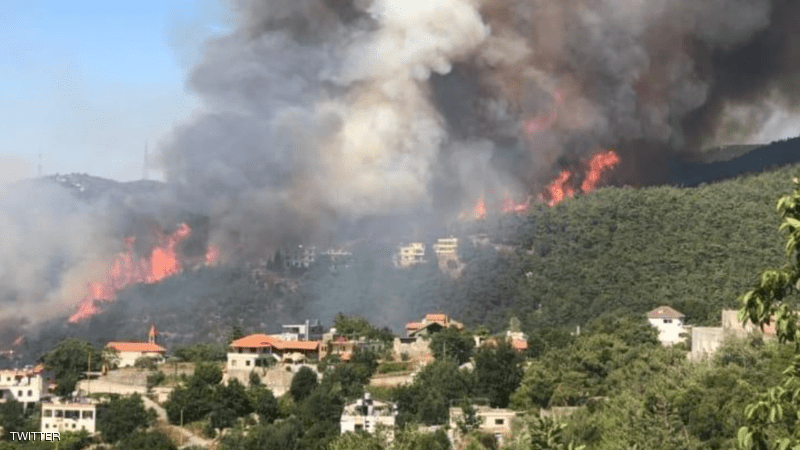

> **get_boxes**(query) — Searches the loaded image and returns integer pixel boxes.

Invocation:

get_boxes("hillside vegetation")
[447,162,800,331]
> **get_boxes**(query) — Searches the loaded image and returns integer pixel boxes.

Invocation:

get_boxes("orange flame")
[501,192,531,214]
[581,150,620,192]
[523,90,564,135]
[545,170,576,207]
[473,195,487,220]
[68,224,196,323]
[205,245,220,265]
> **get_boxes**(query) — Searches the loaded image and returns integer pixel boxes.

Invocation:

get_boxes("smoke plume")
[159,0,800,253]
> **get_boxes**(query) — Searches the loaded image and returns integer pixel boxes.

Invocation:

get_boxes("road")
[77,377,214,449]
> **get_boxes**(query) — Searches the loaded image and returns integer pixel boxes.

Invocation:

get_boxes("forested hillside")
[447,163,800,331]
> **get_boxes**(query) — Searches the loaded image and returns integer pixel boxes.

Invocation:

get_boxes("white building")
[647,306,686,346]
[41,398,101,434]
[283,245,317,268]
[278,320,324,341]
[432,237,458,256]
[340,393,397,440]
[0,364,45,406]
[227,334,320,372]
[449,406,519,447]
[106,325,166,367]
[395,243,426,268]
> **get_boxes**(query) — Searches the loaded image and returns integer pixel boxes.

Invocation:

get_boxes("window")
[17,390,21,397]
[27,390,32,397]
[44,410,52,418]
[82,411,93,419]
[65,410,80,420]
[55,410,64,418]
[231,360,237,367]
[495,418,504,425]
[354,424,364,431]
[72,423,76,429]
[45,424,49,429]
[664,319,672,324]
[245,360,251,366]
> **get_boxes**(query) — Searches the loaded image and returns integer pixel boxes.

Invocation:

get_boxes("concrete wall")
[648,317,685,346]
[392,338,431,362]
[690,327,726,360]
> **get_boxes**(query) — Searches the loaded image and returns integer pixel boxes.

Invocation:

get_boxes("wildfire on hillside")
[68,223,218,323]
[465,148,621,219]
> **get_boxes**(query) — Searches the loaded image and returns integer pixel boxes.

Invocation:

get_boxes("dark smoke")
[159,0,800,256]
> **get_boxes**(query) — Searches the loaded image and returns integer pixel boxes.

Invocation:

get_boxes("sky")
[0,0,234,183]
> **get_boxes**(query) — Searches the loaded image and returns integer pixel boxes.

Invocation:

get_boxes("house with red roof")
[105,325,166,368]
[405,313,464,338]
[227,333,320,372]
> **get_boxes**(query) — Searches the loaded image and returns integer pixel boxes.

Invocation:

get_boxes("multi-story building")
[319,248,354,272]
[283,245,317,269]
[449,406,519,447]
[405,313,464,338]
[432,237,461,275]
[395,243,426,268]
[647,306,686,346]
[340,393,397,440]
[0,364,45,407]
[227,334,320,371]
[41,398,102,434]
[279,320,324,341]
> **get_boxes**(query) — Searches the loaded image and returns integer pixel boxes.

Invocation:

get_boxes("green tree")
[42,338,102,395]
[173,343,227,362]
[97,393,154,443]
[290,366,319,402]
[474,341,523,408]
[0,400,26,439]
[250,385,279,424]
[328,431,385,450]
[192,362,223,386]
[430,327,475,365]
[210,378,253,430]
[115,430,177,450]
[737,176,800,449]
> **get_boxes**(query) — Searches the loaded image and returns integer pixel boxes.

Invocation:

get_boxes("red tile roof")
[230,334,319,351]
[646,306,685,319]
[425,314,448,324]
[106,342,166,353]
[511,339,528,351]
[406,322,424,330]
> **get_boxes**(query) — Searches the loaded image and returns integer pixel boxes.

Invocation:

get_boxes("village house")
[405,313,464,338]
[432,237,462,276]
[340,393,397,440]
[41,397,102,434]
[227,334,320,371]
[321,329,386,361]
[0,364,46,407]
[449,406,519,447]
[105,325,166,368]
[647,306,686,346]
[277,320,324,341]
[283,244,317,269]
[395,243,426,268]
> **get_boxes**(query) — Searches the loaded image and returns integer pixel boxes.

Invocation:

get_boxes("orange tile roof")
[647,306,685,319]
[406,322,424,330]
[230,334,319,351]
[106,342,166,353]
[425,314,448,324]
[511,339,528,351]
